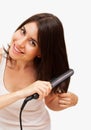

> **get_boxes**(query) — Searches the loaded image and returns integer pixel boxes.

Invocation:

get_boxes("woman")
[0,13,78,130]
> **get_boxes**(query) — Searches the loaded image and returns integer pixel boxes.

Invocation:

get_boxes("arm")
[45,92,78,111]
[0,81,52,109]
[0,91,23,109]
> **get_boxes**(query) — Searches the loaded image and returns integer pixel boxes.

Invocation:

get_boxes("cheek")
[11,32,21,41]
[26,46,39,58]
[28,49,38,57]
[9,35,16,46]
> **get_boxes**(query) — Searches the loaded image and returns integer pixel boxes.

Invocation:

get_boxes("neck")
[6,59,34,71]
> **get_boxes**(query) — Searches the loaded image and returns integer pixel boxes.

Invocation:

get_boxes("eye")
[29,39,37,47]
[20,26,26,35]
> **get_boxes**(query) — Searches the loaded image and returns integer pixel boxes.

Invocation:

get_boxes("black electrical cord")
[19,69,74,130]
[19,93,39,130]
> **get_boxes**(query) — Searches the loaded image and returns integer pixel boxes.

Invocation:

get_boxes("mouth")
[13,44,24,54]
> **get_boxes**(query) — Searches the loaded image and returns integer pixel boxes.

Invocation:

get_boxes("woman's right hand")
[0,80,52,109]
[20,80,52,100]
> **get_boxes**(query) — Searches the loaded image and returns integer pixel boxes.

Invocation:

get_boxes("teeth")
[14,45,21,53]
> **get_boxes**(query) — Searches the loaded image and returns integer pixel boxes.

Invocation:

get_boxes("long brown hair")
[5,13,70,93]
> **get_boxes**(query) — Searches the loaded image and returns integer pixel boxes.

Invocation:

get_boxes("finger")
[59,104,68,109]
[43,81,52,90]
[59,99,71,105]
[58,100,69,108]
[37,83,51,99]
[37,86,49,97]
[58,92,71,98]
[58,100,70,104]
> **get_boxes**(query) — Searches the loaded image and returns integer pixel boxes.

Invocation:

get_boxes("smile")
[13,44,24,54]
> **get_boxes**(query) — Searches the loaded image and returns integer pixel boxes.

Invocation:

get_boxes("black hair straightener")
[19,69,74,130]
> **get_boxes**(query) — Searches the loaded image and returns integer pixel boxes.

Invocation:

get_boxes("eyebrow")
[31,38,38,45]
[23,25,38,44]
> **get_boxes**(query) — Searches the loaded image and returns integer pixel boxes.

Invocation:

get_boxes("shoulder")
[0,48,3,63]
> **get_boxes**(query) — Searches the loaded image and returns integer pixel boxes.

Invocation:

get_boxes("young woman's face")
[9,22,41,62]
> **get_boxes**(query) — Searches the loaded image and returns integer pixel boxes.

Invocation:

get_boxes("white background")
[0,0,91,130]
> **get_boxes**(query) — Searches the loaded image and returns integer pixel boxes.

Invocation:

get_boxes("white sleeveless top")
[0,53,51,130]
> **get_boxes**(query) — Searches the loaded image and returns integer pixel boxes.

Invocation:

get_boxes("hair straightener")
[19,69,74,130]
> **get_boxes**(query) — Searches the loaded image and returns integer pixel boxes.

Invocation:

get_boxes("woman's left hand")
[57,92,78,109]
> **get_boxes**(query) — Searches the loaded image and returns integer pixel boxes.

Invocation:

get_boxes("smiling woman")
[9,22,40,62]
[0,12,78,130]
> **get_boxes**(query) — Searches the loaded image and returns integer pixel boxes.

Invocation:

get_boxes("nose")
[17,37,27,47]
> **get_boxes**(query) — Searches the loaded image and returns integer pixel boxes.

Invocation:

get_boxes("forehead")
[25,22,38,37]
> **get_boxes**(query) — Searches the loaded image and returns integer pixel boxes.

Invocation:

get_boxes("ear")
[37,55,41,58]
[37,50,41,58]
